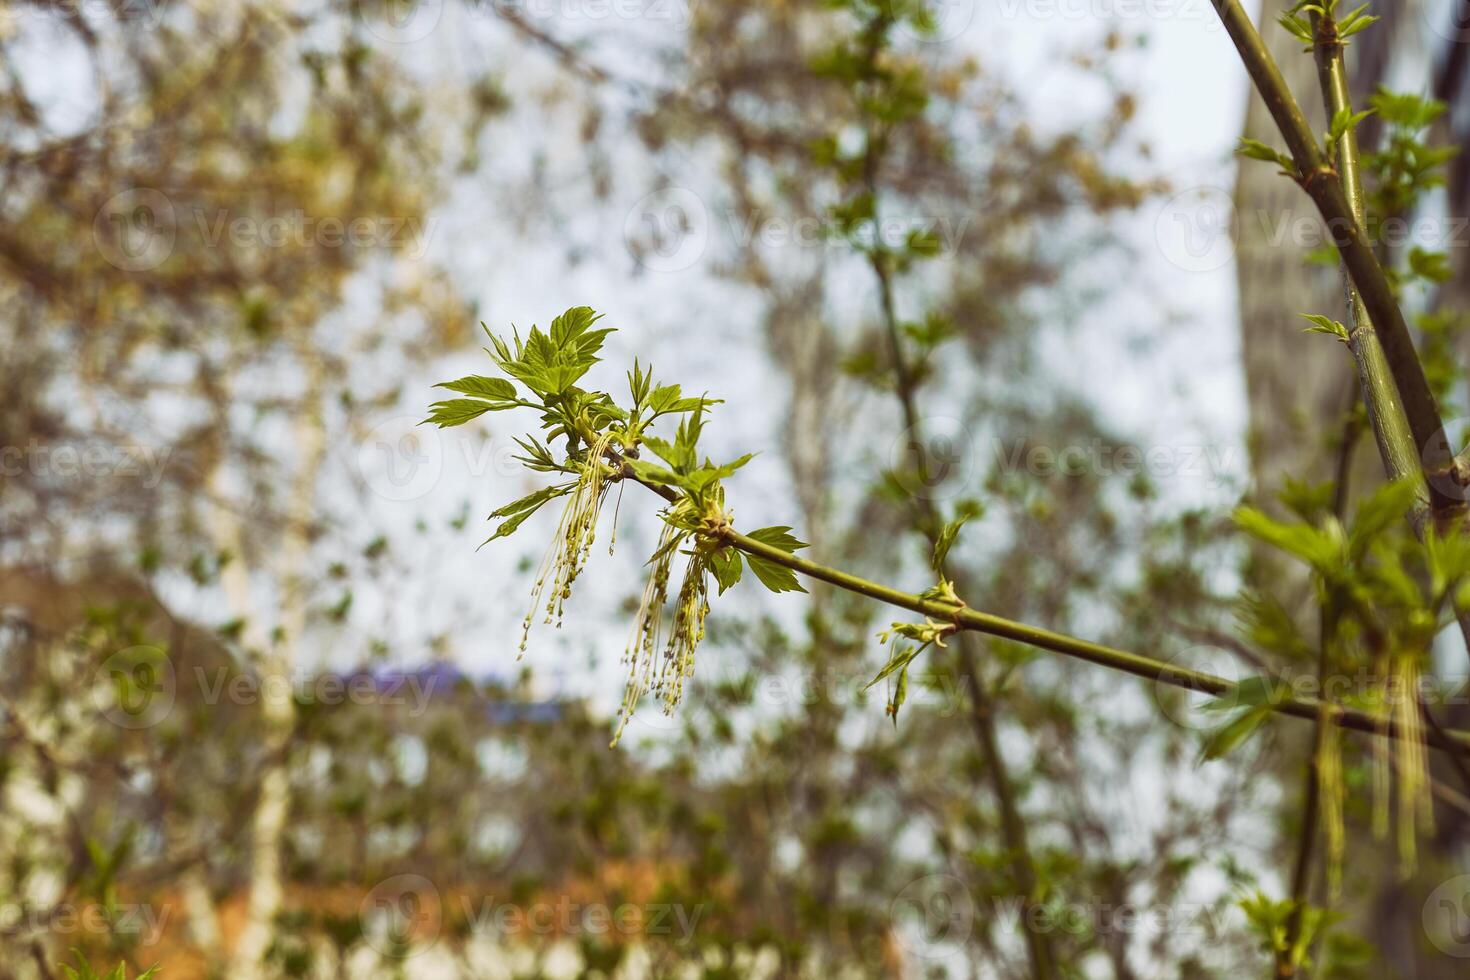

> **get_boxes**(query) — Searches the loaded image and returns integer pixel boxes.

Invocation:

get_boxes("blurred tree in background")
[2,1,1469,978]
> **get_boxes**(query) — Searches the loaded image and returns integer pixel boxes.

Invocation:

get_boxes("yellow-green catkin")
[520,433,616,654]
[1317,719,1344,898]
[613,523,678,745]
[1393,653,1433,872]
[610,521,711,747]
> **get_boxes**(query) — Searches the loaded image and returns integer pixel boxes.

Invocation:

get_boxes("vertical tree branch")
[869,242,1056,979]
[1210,0,1467,522]
[1280,431,1351,978]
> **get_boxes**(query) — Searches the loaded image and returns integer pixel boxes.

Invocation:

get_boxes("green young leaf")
[1199,704,1272,762]
[422,398,496,428]
[487,307,613,396]
[1204,675,1290,712]
[709,547,743,594]
[1276,11,1314,46]
[1299,313,1350,343]
[646,383,717,418]
[642,434,694,474]
[548,305,602,348]
[1369,88,1446,130]
[628,358,651,406]
[1278,476,1337,523]
[1237,137,1295,172]
[746,555,805,594]
[1235,590,1314,662]
[1336,3,1380,39]
[744,525,810,594]
[1408,246,1452,284]
[1427,526,1470,599]
[905,227,942,258]
[888,665,909,726]
[623,457,684,487]
[1327,106,1374,146]
[747,525,809,553]
[434,375,519,402]
[1347,477,1419,559]
[1233,506,1343,574]
[866,643,920,690]
[62,953,159,980]
[711,453,755,480]
[511,435,561,472]
[932,515,970,573]
[483,483,576,545]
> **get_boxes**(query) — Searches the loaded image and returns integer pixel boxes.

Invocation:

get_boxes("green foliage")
[483,483,575,545]
[1364,88,1456,223]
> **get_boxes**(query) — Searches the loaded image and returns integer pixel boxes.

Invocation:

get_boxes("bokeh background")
[4,0,1470,976]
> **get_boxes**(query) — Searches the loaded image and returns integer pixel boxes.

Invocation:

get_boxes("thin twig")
[598,449,1470,756]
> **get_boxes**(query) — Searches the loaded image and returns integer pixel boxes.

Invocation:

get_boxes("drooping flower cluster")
[427,308,803,745]
[611,497,736,745]
[520,432,617,653]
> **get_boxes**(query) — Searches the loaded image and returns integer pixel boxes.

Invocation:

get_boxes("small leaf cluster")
[1210,480,1455,761]
[1363,88,1457,225]
[1277,0,1379,53]
[867,617,956,725]
[1239,890,1334,976]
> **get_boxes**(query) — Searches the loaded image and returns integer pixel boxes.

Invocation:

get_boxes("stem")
[1280,609,1333,980]
[1280,435,1350,980]
[1309,16,1423,507]
[613,457,1470,756]
[1209,0,1467,521]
